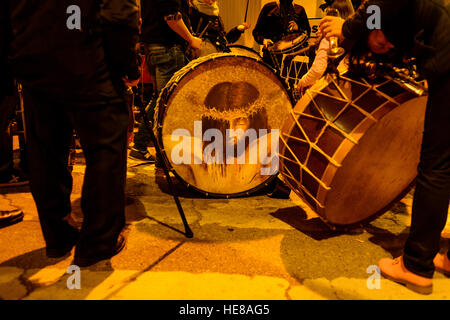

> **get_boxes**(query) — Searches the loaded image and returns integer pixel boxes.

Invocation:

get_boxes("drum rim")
[156,53,294,198]
[227,44,261,58]
[270,33,309,55]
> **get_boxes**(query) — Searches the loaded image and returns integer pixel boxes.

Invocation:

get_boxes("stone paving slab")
[1,156,450,300]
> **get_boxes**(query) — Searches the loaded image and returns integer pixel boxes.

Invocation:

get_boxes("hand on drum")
[122,77,140,87]
[237,22,251,32]
[263,38,274,49]
[189,36,203,50]
[294,81,304,95]
[320,16,345,41]
[288,21,299,32]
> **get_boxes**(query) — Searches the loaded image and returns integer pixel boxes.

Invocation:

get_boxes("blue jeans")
[133,44,186,152]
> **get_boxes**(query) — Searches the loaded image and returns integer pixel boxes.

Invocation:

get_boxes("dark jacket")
[140,0,190,46]
[189,6,243,50]
[253,1,311,45]
[342,0,450,80]
[1,0,140,105]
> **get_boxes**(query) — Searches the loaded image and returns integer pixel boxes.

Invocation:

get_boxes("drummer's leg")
[403,74,450,278]
[132,45,186,154]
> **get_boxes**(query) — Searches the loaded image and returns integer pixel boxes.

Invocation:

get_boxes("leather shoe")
[0,209,24,228]
[379,256,433,295]
[46,224,80,258]
[74,234,126,268]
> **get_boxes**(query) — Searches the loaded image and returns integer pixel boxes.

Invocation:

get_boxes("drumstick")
[199,20,213,38]
[244,0,250,22]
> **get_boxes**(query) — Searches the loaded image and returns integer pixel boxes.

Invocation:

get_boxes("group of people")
[0,0,449,295]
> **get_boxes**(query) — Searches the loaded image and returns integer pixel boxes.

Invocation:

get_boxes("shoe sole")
[0,181,29,188]
[0,212,24,228]
[381,270,433,295]
[74,237,126,267]
[435,266,450,278]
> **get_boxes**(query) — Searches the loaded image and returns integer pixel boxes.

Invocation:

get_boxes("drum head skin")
[280,72,427,225]
[157,54,292,197]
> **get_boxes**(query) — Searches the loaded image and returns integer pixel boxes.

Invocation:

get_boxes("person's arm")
[295,6,311,36]
[226,27,244,44]
[100,0,141,82]
[166,17,202,49]
[321,0,410,42]
[298,38,329,89]
[161,0,202,50]
[252,6,268,45]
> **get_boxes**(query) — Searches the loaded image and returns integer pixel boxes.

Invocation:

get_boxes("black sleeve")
[342,0,409,42]
[0,0,14,101]
[295,6,311,36]
[226,27,244,44]
[100,0,141,80]
[156,0,182,17]
[253,6,269,45]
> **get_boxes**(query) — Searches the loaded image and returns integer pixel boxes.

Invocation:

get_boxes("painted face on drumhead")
[230,117,251,134]
[367,30,395,54]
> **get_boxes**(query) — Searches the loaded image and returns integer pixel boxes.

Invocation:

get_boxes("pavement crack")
[18,269,35,300]
[284,282,293,300]
[102,241,186,299]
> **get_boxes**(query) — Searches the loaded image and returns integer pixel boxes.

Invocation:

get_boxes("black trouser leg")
[22,89,75,248]
[0,96,15,181]
[71,102,129,259]
[403,74,450,278]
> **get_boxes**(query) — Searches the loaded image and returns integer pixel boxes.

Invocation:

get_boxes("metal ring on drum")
[154,53,293,198]
[269,33,309,55]
[227,45,262,60]
[279,68,427,226]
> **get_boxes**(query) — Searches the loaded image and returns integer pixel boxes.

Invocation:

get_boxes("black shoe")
[0,209,24,228]
[46,224,80,258]
[0,171,29,189]
[74,234,126,268]
[129,148,155,162]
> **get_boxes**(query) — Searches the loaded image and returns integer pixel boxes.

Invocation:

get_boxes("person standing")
[129,0,202,161]
[1,0,142,267]
[321,0,450,294]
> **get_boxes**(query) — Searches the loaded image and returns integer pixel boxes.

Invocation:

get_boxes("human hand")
[189,36,203,50]
[123,77,140,87]
[288,21,299,32]
[237,22,251,31]
[320,16,345,41]
[263,38,274,49]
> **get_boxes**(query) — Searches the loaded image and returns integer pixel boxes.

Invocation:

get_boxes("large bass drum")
[155,53,293,197]
[279,69,427,225]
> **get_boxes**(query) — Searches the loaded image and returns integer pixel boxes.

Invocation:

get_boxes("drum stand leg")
[135,98,194,239]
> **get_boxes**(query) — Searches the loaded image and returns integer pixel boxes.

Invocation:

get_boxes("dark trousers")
[403,74,450,278]
[133,44,186,152]
[22,88,129,259]
[0,95,17,180]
